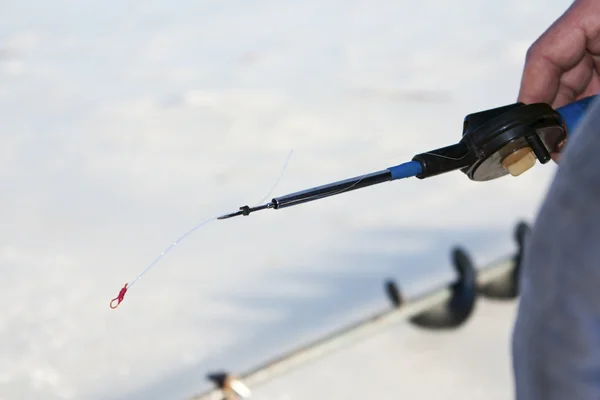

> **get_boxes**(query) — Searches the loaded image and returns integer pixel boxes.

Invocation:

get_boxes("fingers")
[580,4,600,55]
[518,2,588,105]
[517,54,562,105]
[519,29,587,105]
[579,72,600,99]
[517,0,600,165]
[553,54,595,107]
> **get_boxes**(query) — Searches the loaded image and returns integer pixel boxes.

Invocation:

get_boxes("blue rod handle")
[556,95,599,135]
[387,160,423,180]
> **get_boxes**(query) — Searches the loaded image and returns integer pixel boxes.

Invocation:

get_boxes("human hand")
[517,0,600,161]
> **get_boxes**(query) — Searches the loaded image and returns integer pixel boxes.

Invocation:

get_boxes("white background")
[1,1,572,399]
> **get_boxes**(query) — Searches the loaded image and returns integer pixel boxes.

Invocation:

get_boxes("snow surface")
[1,1,573,399]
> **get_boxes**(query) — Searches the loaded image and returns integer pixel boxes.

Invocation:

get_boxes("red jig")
[110,284,128,309]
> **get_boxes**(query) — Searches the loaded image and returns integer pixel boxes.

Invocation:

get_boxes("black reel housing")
[412,101,566,181]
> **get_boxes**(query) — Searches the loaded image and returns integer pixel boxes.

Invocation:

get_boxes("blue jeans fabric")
[512,97,600,399]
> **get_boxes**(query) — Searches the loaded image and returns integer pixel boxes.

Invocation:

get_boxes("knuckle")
[524,42,541,62]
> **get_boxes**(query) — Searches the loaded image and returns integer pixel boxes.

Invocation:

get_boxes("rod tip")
[217,210,241,220]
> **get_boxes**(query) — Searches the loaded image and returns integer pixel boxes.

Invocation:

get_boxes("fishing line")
[110,149,294,309]
[257,149,294,204]
[420,152,469,161]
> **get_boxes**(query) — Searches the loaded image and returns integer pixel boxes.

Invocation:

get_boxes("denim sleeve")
[512,96,600,400]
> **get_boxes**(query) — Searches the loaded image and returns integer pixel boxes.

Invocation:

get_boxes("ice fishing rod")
[218,95,598,220]
[108,95,597,307]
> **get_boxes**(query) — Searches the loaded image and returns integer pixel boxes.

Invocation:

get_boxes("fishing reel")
[412,95,596,181]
